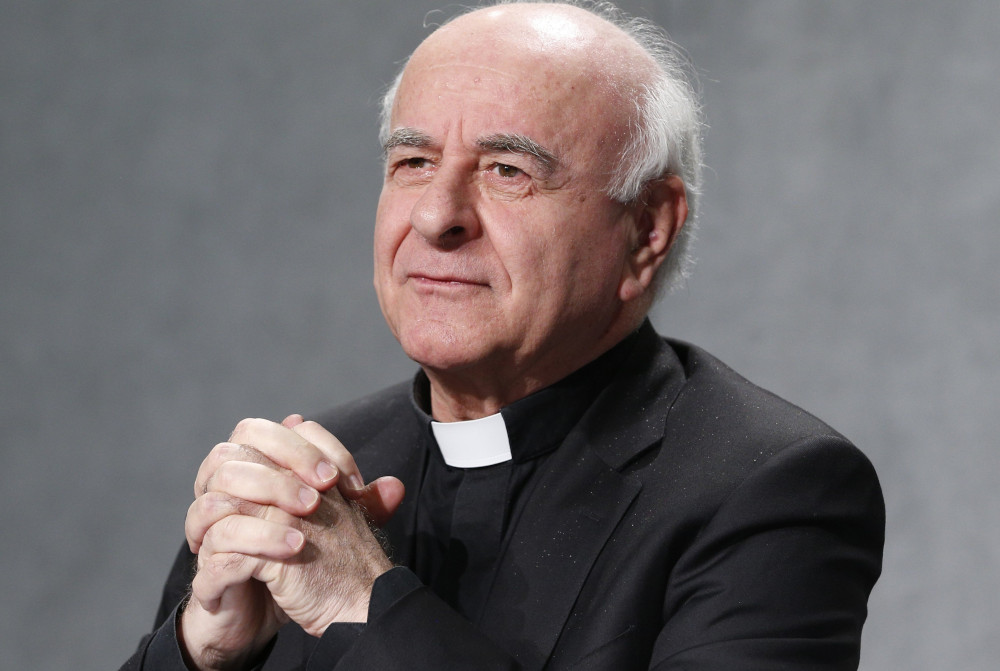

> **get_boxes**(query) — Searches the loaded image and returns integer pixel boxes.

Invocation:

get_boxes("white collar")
[430,412,512,468]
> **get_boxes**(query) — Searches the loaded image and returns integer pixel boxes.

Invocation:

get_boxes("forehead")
[395,59,588,128]
[390,7,643,155]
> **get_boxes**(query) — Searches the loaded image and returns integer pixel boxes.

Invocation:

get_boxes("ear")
[618,175,688,303]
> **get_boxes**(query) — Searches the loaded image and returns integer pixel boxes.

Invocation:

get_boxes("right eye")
[389,154,435,186]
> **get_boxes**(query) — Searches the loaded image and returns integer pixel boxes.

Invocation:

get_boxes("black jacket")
[124,325,884,670]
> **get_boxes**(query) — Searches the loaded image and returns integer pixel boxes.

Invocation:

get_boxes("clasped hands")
[179,415,405,671]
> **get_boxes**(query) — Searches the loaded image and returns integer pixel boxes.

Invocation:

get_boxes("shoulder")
[664,338,850,452]
[642,338,881,520]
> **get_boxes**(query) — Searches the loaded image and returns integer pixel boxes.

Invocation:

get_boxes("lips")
[404,260,490,285]
[408,272,489,287]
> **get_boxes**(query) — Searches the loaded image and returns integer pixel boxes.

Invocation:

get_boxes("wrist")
[306,556,395,636]
[177,598,265,671]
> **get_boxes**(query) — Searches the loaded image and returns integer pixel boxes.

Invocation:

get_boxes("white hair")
[378,0,705,292]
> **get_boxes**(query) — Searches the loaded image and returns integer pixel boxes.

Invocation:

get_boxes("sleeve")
[118,545,198,671]
[305,567,416,663]
[121,552,518,671]
[120,544,284,671]
[650,436,885,670]
[308,567,520,670]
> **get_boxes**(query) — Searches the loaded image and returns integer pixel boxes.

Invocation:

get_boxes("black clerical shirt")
[404,327,639,624]
[318,327,642,659]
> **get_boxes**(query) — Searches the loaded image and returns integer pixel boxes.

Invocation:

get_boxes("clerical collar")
[411,321,651,468]
[431,413,511,468]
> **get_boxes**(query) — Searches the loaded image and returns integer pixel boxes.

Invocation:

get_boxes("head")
[373,1,704,418]
[382,1,704,290]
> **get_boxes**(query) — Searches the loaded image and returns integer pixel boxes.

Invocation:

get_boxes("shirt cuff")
[369,566,424,619]
[308,567,424,665]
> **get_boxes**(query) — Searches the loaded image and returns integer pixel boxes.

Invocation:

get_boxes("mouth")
[407,273,490,290]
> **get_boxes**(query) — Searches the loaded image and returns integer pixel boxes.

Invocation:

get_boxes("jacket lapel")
[480,328,686,667]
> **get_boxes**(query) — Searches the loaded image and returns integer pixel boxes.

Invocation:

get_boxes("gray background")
[2,1,997,669]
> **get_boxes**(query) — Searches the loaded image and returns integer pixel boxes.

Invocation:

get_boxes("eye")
[400,157,429,170]
[492,163,523,179]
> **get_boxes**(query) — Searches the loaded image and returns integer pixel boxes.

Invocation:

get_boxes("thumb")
[357,476,405,528]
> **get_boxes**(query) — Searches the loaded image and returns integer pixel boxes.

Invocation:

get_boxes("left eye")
[402,157,429,170]
[492,163,523,178]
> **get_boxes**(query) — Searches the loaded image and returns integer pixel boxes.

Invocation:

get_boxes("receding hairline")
[414,2,658,99]
[384,3,657,179]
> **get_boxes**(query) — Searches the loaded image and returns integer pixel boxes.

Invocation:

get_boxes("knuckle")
[235,498,266,518]
[232,417,254,433]
[200,551,244,575]
[186,498,210,529]
[196,442,240,493]
[262,504,298,526]
[229,417,262,441]
[220,552,247,571]
[236,443,269,467]
[203,515,239,548]
[218,514,242,537]
[207,462,235,492]
[203,491,238,514]
[200,522,219,548]
[212,441,241,459]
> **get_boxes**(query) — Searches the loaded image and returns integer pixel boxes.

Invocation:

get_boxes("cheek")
[373,192,410,273]
[499,201,627,283]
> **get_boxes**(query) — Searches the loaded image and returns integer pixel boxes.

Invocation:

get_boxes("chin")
[397,322,494,373]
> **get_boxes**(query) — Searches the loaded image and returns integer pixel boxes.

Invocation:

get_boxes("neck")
[425,372,540,422]
[423,315,644,422]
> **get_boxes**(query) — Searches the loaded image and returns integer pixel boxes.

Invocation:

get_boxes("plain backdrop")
[2,2,998,669]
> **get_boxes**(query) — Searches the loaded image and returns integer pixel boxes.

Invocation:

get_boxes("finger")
[191,552,261,612]
[195,441,287,498]
[227,417,341,491]
[187,493,247,554]
[355,476,406,528]
[205,460,321,516]
[291,421,365,494]
[194,514,304,613]
[201,514,305,562]
[281,414,305,429]
[186,492,299,554]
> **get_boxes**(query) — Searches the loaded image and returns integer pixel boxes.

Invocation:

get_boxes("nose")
[409,165,480,248]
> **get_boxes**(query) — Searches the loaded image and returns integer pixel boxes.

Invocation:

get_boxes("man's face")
[373,15,642,398]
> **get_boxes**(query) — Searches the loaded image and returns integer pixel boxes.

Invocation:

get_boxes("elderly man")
[123,2,884,670]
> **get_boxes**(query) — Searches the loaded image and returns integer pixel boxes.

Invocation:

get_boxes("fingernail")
[299,486,319,508]
[316,461,337,483]
[347,474,364,491]
[286,529,304,551]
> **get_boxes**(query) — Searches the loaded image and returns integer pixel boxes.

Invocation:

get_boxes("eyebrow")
[477,133,559,177]
[382,127,560,177]
[382,127,434,155]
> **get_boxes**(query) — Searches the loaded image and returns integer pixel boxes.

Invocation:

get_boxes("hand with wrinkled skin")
[241,479,396,634]
[178,415,404,670]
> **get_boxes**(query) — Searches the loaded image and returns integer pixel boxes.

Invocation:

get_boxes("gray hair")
[378,1,705,292]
